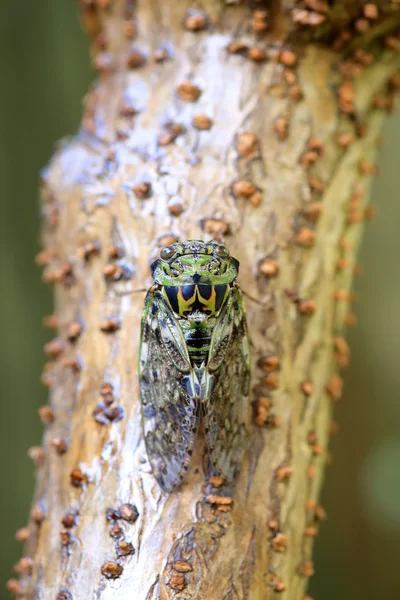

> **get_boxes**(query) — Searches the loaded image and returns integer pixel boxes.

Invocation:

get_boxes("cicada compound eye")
[160,246,175,261]
[216,245,229,259]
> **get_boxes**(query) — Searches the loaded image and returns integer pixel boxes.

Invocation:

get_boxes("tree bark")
[11,1,400,599]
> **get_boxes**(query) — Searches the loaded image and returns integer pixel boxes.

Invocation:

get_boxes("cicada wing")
[203,287,251,482]
[139,288,199,492]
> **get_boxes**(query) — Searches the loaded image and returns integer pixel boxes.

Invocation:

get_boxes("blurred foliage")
[0,2,399,599]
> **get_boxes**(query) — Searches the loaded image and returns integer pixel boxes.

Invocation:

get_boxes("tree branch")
[8,1,400,599]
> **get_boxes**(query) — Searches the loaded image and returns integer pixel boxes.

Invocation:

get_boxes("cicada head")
[151,240,239,287]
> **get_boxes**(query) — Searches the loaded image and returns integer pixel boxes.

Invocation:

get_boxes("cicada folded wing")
[139,288,199,492]
[203,286,251,481]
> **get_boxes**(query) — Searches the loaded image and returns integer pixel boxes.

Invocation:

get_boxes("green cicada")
[139,240,251,492]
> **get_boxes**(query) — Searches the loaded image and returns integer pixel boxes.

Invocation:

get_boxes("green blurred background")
[0,3,399,599]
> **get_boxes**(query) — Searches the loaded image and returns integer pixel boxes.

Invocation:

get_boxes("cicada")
[139,240,251,492]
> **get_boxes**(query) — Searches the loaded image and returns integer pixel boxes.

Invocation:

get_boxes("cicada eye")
[216,245,229,259]
[160,246,175,261]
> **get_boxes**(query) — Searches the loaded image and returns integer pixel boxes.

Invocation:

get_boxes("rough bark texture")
[11,1,400,599]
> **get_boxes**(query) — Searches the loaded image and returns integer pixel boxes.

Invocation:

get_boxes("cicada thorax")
[161,282,231,369]
[162,282,230,318]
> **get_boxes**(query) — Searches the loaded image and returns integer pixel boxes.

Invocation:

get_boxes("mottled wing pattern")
[139,287,199,492]
[203,287,251,481]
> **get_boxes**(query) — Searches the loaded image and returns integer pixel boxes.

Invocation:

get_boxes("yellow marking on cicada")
[198,285,217,314]
[187,285,228,316]
[163,283,230,317]
[177,287,197,315]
